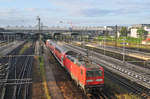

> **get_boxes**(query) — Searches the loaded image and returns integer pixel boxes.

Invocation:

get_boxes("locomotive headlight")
[96,79,103,81]
[86,80,93,82]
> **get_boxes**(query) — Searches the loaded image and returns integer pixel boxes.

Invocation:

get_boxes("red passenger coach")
[53,45,68,66]
[46,40,104,93]
[46,40,55,52]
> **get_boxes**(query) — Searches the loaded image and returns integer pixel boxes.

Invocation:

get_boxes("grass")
[98,36,142,42]
[38,56,51,99]
[98,36,143,44]
[19,42,31,54]
[96,36,150,50]
[39,56,45,74]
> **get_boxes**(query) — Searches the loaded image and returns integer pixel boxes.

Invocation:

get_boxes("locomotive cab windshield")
[86,68,104,84]
[86,69,102,77]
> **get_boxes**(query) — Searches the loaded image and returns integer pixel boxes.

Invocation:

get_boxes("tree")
[137,28,148,39]
[120,27,128,37]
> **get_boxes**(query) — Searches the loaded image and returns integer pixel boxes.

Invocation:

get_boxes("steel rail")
[0,40,28,99]
[104,69,150,98]
[0,56,12,99]
[17,56,30,96]
[97,44,150,56]
[24,56,33,99]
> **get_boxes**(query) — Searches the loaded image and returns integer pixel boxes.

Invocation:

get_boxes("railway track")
[104,69,150,99]
[73,41,150,59]
[87,43,150,60]
[87,90,108,99]
[73,42,150,69]
[61,42,150,98]
[0,41,9,47]
[64,43,150,87]
[0,41,26,99]
[0,40,35,99]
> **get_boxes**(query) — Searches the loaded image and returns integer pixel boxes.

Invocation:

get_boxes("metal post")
[81,29,83,41]
[3,32,5,41]
[37,16,41,34]
[12,57,17,99]
[41,22,43,35]
[37,16,41,40]
[115,25,118,47]
[104,29,106,55]
[123,38,125,63]
[8,35,9,44]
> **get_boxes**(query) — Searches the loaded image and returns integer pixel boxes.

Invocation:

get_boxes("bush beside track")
[38,56,51,99]
[104,75,141,99]
[97,36,150,52]
[19,42,32,54]
[32,56,46,99]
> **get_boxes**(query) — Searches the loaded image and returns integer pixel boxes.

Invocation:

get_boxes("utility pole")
[115,25,118,47]
[123,38,126,63]
[104,28,107,55]
[81,27,83,41]
[37,16,41,41]
[37,16,41,34]
[7,35,9,43]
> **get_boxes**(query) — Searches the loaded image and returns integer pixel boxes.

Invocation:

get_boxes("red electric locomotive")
[64,51,104,93]
[46,40,104,93]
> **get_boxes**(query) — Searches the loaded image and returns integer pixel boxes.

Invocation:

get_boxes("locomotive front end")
[85,67,104,93]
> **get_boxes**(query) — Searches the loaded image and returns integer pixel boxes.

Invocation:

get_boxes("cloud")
[80,9,114,17]
[0,8,38,26]
[80,5,150,17]
[49,0,92,16]
[0,0,150,26]
[49,0,150,18]
[0,0,12,1]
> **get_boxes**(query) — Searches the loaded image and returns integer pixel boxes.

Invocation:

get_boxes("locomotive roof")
[80,57,100,69]
[66,51,78,57]
[47,39,56,45]
[66,51,100,69]
[55,45,69,53]
[47,40,72,54]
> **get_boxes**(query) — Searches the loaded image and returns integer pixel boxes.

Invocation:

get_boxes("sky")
[0,0,150,27]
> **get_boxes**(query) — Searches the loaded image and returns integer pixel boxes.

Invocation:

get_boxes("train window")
[86,70,102,77]
[95,70,102,76]
[67,56,74,62]
[81,69,83,75]
[76,61,81,67]
[55,47,61,53]
[86,71,94,77]
[70,58,74,62]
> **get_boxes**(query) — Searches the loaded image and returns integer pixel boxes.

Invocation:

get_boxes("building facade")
[130,24,150,38]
